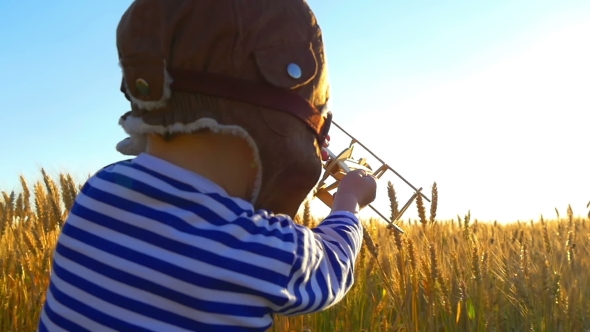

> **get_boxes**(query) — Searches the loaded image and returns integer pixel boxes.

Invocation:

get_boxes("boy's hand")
[332,169,377,213]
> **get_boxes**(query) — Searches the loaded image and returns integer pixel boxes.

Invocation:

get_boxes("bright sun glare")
[310,21,590,224]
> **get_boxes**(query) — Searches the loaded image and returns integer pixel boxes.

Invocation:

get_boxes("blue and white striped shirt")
[38,153,363,331]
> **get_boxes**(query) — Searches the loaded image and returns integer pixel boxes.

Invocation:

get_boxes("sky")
[1,0,589,223]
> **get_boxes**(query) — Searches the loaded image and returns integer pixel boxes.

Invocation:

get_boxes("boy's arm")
[273,209,364,316]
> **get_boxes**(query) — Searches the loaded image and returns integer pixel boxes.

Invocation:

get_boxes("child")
[38,0,378,331]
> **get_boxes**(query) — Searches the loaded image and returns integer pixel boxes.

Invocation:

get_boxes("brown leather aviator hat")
[115,0,332,217]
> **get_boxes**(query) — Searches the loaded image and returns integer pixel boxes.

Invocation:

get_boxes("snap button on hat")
[135,78,150,95]
[287,63,302,79]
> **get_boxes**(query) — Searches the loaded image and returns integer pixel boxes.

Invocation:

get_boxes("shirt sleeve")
[273,210,364,316]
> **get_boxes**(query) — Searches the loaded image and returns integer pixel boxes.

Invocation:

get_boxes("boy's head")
[115,0,332,217]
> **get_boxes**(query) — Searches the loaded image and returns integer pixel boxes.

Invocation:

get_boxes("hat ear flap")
[119,60,173,111]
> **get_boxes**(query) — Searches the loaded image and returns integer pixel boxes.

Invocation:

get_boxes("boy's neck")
[145,133,258,201]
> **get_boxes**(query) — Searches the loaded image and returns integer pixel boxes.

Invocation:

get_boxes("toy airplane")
[314,121,431,234]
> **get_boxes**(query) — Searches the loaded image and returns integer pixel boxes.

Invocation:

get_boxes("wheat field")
[1,170,589,332]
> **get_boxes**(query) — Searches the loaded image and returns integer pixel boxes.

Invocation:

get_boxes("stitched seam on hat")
[231,0,242,70]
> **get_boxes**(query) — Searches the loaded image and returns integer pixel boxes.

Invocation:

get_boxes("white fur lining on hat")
[320,99,330,117]
[119,62,173,111]
[116,116,263,205]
